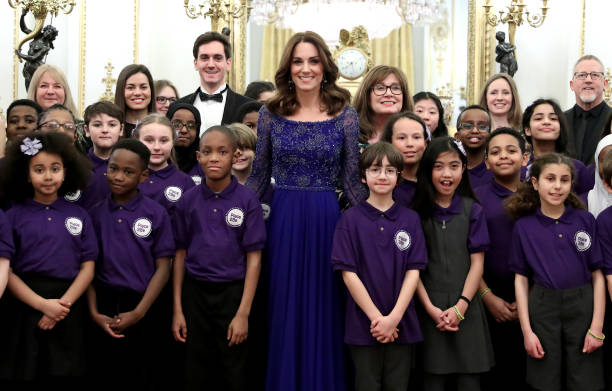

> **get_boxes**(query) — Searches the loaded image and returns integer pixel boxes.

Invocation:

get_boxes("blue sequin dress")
[247,105,366,391]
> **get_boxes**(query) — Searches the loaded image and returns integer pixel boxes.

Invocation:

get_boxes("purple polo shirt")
[474,179,516,283]
[187,163,205,186]
[468,160,494,190]
[393,179,417,208]
[0,209,14,259]
[596,205,612,275]
[64,149,110,210]
[6,198,98,280]
[174,176,266,282]
[139,163,195,216]
[89,192,175,293]
[509,206,602,289]
[332,201,427,345]
[434,194,490,253]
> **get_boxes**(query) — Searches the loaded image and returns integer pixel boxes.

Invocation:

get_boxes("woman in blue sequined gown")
[246,32,366,391]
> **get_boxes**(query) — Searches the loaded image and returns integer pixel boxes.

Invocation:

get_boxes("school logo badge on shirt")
[394,230,411,251]
[64,190,82,202]
[261,203,271,220]
[574,231,591,252]
[65,217,83,236]
[191,176,202,186]
[133,218,153,238]
[164,186,183,202]
[226,208,244,227]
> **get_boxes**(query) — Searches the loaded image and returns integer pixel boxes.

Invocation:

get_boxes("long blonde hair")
[27,64,79,118]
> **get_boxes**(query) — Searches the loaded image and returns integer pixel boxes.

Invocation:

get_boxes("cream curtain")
[259,25,295,83]
[258,24,414,90]
[371,25,414,93]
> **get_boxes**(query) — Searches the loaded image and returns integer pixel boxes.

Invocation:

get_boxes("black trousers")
[87,283,167,391]
[349,343,414,391]
[527,284,604,391]
[183,276,248,391]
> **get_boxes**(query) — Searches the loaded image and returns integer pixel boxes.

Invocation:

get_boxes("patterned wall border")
[133,0,139,63]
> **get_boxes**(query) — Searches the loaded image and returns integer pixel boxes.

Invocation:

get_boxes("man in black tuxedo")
[565,54,611,165]
[178,31,252,136]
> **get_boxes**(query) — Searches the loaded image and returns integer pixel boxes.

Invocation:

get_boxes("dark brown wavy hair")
[504,152,585,220]
[266,31,350,117]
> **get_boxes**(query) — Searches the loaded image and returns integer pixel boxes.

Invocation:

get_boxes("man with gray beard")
[565,54,611,165]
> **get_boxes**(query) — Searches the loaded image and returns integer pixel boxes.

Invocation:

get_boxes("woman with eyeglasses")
[37,104,78,141]
[478,73,522,132]
[353,65,414,148]
[166,102,202,181]
[155,80,180,115]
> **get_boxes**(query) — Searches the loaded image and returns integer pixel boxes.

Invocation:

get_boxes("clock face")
[337,48,368,80]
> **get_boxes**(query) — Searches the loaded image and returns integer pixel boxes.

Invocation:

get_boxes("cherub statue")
[495,31,518,77]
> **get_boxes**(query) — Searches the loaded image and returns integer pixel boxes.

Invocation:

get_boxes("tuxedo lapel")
[221,88,235,125]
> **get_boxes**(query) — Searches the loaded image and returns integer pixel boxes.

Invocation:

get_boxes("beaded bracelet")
[480,288,491,298]
[453,305,465,321]
[588,329,606,341]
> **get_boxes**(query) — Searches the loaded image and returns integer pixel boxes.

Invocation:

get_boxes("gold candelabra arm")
[10,0,76,53]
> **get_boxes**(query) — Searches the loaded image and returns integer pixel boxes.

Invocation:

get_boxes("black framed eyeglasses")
[372,84,402,96]
[170,119,197,131]
[156,96,177,104]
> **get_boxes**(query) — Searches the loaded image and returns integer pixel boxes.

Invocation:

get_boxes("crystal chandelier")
[250,0,444,43]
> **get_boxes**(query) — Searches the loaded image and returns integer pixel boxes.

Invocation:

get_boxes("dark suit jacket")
[564,101,612,165]
[177,86,253,126]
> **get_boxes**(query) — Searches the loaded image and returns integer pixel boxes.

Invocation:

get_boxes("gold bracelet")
[588,329,605,341]
[480,288,491,298]
[453,305,465,321]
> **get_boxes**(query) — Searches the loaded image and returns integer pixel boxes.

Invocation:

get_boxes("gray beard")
[579,92,597,104]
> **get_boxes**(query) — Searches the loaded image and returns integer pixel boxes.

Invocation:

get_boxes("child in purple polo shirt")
[86,139,175,389]
[412,137,494,391]
[65,101,124,209]
[134,114,195,216]
[506,152,605,391]
[454,105,494,189]
[172,126,266,391]
[475,128,529,390]
[0,131,97,388]
[332,142,427,391]
[381,112,429,208]
[0,209,13,298]
[522,98,594,196]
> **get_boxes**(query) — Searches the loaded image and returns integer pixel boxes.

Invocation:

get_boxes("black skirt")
[0,273,87,381]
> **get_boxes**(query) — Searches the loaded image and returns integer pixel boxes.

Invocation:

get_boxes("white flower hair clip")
[20,137,43,156]
[452,139,466,156]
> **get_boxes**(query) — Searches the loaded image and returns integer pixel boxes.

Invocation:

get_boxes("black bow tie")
[198,87,226,102]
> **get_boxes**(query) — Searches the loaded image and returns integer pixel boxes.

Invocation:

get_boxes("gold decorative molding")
[579,0,585,57]
[133,0,139,63]
[466,0,492,104]
[78,0,86,116]
[100,61,117,102]
[13,7,20,100]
